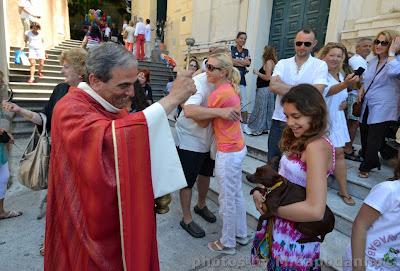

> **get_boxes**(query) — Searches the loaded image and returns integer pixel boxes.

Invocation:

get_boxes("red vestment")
[44,87,159,271]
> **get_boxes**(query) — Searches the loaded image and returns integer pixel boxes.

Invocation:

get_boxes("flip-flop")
[208,240,236,255]
[337,192,355,206]
[344,151,363,162]
[0,210,23,220]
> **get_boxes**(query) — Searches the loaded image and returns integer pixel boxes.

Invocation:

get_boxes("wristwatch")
[388,51,396,57]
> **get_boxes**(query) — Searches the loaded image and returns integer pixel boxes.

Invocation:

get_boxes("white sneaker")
[242,124,253,135]
[236,233,253,246]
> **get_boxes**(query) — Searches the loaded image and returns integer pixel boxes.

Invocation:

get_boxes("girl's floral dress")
[251,137,335,271]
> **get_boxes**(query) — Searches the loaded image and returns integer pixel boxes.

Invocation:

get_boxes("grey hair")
[85,43,137,82]
[356,37,372,47]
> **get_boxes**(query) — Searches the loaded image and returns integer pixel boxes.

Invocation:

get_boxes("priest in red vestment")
[44,43,195,271]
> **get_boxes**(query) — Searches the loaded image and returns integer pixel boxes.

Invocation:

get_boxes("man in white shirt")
[344,38,372,159]
[19,0,40,39]
[103,23,111,42]
[268,28,328,160]
[175,48,241,238]
[134,17,146,60]
[145,19,152,60]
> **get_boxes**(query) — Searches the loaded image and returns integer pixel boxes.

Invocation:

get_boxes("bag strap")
[363,60,387,97]
[38,113,48,137]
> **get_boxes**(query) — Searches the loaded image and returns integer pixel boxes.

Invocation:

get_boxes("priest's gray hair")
[85,43,138,82]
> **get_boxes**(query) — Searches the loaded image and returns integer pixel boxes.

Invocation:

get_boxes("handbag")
[19,113,50,190]
[352,61,387,117]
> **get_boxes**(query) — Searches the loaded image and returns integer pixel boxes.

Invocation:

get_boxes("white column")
[245,0,273,112]
[0,0,9,82]
[325,0,349,43]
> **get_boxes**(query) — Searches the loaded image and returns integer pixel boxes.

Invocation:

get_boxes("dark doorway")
[156,0,167,42]
[268,0,331,59]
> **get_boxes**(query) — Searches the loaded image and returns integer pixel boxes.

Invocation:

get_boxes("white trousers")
[215,147,247,248]
[0,162,10,199]
[145,41,152,59]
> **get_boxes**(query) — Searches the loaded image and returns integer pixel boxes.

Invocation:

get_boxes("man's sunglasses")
[206,63,222,72]
[373,39,389,46]
[295,41,312,47]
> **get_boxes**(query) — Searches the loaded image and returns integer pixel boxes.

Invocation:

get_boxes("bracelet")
[388,51,396,57]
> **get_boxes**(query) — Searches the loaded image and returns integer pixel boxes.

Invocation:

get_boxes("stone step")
[9,68,64,78]
[9,82,57,91]
[9,63,62,71]
[9,74,64,84]
[10,51,61,61]
[9,56,61,66]
[54,45,79,51]
[10,46,63,55]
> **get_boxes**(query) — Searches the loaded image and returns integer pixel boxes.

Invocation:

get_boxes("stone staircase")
[8,40,174,138]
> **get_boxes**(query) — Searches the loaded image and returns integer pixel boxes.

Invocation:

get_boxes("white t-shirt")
[125,26,135,43]
[349,54,368,72]
[19,0,36,20]
[145,24,151,42]
[175,73,215,153]
[134,22,146,36]
[104,27,111,37]
[349,54,368,95]
[26,30,44,49]
[271,56,328,121]
[362,181,400,271]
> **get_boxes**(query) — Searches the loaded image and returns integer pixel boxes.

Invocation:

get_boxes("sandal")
[344,151,363,162]
[358,171,369,178]
[180,220,205,238]
[39,243,45,256]
[336,192,355,206]
[38,73,44,78]
[194,205,216,223]
[0,210,23,220]
[208,240,236,255]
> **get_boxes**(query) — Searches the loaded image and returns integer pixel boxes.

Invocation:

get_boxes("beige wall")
[7,0,70,48]
[326,0,400,51]
[163,0,193,70]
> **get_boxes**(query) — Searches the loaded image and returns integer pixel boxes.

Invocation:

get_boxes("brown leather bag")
[352,98,363,117]
[19,113,49,190]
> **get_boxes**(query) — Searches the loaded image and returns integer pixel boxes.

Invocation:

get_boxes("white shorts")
[29,48,45,60]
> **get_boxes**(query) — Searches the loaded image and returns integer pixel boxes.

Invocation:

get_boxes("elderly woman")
[358,30,400,178]
[2,48,87,255]
[3,48,87,132]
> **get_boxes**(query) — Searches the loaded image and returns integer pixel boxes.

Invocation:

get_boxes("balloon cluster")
[84,9,113,31]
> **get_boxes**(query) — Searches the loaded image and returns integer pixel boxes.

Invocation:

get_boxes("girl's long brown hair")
[279,84,328,156]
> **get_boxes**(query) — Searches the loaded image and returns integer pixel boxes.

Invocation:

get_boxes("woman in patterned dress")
[252,84,335,270]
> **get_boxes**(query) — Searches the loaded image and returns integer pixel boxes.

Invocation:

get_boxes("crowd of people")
[2,9,400,270]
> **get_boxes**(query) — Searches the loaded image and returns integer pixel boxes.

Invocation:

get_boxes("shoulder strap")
[363,60,387,97]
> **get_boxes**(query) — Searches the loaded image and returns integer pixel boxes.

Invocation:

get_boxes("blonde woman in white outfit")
[319,42,359,206]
